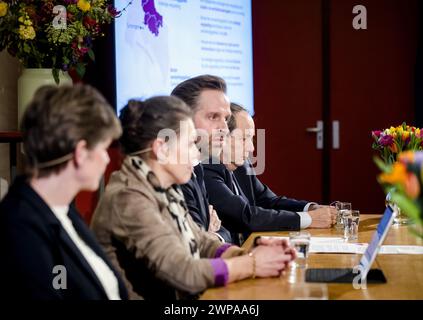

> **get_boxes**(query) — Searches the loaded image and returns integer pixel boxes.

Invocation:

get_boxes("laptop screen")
[359,205,395,277]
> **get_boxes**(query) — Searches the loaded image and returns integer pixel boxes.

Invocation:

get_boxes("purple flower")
[107,5,120,17]
[84,36,92,46]
[378,134,394,147]
[415,151,423,165]
[78,47,89,55]
[372,130,382,138]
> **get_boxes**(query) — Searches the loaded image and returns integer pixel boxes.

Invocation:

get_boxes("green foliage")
[0,1,118,82]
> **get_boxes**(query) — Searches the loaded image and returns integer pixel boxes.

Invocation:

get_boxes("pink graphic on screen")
[142,0,163,36]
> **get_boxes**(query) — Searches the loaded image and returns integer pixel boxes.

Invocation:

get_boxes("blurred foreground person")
[0,84,128,300]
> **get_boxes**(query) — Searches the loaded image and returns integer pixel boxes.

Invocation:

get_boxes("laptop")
[306,205,395,284]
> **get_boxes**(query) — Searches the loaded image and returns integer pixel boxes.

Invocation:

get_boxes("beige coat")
[91,157,244,299]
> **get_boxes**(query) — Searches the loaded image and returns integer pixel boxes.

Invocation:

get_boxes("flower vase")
[17,68,72,127]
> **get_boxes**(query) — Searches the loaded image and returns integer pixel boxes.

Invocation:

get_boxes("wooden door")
[253,0,324,203]
[252,0,418,212]
[329,0,418,213]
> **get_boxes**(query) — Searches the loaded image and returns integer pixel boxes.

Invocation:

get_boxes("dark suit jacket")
[180,164,233,243]
[203,162,304,234]
[234,161,309,213]
[0,176,128,300]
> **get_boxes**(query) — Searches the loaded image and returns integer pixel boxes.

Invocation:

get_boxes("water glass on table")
[330,201,352,230]
[289,231,311,268]
[343,210,360,241]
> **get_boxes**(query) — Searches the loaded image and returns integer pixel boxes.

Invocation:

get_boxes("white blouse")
[51,206,121,300]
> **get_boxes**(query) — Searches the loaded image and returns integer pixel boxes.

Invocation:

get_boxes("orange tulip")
[404,173,420,199]
[388,143,398,153]
[399,151,415,163]
[379,162,408,186]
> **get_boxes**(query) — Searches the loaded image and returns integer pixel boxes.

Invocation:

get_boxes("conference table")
[201,214,423,300]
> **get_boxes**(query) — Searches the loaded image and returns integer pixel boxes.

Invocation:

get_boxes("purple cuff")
[209,258,229,286]
[214,243,232,258]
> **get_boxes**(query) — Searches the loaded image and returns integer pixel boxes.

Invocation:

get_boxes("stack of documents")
[261,236,423,254]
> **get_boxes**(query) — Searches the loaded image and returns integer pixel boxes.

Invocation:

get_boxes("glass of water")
[343,210,360,241]
[330,201,352,230]
[289,231,311,268]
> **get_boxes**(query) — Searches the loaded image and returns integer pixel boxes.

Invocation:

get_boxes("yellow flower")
[19,25,36,40]
[388,126,399,137]
[77,0,91,12]
[0,2,8,17]
[402,131,410,141]
[379,162,408,186]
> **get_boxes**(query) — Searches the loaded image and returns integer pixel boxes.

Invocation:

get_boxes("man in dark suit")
[172,75,233,242]
[181,163,232,242]
[202,103,336,240]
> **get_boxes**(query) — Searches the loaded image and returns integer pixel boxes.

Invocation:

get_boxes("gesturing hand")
[208,205,221,232]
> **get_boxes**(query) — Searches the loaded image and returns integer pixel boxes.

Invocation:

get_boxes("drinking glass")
[343,210,360,241]
[330,201,352,230]
[289,232,311,268]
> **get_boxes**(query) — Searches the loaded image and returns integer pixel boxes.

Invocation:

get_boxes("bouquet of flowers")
[376,151,423,238]
[0,0,119,83]
[372,123,423,164]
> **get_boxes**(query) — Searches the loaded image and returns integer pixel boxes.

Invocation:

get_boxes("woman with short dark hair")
[0,84,128,300]
[91,96,296,300]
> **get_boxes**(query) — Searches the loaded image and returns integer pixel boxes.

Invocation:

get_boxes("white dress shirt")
[297,202,319,229]
[51,206,121,300]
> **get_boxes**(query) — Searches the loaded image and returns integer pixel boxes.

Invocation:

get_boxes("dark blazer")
[0,176,128,300]
[203,162,303,234]
[180,164,233,243]
[234,161,309,213]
